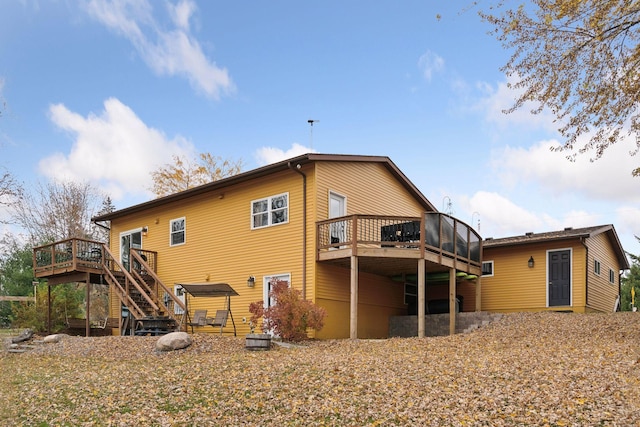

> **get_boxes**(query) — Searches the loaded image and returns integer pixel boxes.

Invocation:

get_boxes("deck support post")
[417,259,425,338]
[47,283,51,335]
[449,267,456,336]
[85,273,91,337]
[475,276,482,312]
[350,255,358,339]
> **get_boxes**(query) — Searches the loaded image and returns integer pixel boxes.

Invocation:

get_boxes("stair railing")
[130,250,187,327]
[101,244,159,315]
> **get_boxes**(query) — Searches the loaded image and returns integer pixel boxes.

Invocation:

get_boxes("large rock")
[155,332,192,352]
[43,334,68,344]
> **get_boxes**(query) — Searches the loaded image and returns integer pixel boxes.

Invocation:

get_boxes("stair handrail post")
[102,244,159,312]
[99,246,146,319]
[130,250,186,314]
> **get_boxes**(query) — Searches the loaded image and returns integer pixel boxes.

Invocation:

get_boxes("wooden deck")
[316,213,482,276]
[33,238,105,280]
[32,239,187,336]
[316,213,483,339]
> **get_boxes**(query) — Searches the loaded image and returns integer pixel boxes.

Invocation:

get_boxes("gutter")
[288,161,307,299]
[93,221,111,232]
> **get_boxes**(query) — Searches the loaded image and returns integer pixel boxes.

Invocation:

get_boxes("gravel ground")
[1,312,640,426]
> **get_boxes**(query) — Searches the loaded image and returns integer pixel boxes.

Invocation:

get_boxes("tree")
[621,237,640,311]
[10,282,84,332]
[93,196,116,244]
[249,279,326,342]
[0,168,22,224]
[150,153,243,198]
[0,242,35,327]
[12,180,105,244]
[480,1,640,174]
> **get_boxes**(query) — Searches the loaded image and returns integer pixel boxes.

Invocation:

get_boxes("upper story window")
[594,260,601,275]
[252,193,289,229]
[170,217,186,246]
[609,269,616,284]
[482,261,494,277]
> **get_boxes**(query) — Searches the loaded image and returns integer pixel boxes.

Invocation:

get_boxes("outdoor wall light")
[528,256,535,268]
[142,226,148,236]
[247,276,256,288]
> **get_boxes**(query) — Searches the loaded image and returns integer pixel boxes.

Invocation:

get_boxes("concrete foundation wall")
[389,312,502,337]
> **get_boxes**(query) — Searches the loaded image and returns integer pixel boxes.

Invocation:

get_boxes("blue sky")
[1,0,639,258]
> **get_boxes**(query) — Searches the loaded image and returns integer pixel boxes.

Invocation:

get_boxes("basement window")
[404,283,417,305]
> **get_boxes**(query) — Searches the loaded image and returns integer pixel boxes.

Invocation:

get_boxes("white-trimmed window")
[609,269,616,284]
[482,261,494,277]
[594,260,601,275]
[404,283,417,305]
[170,217,186,246]
[252,193,289,229]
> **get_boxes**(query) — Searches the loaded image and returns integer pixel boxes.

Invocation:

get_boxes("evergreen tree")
[0,243,36,327]
[621,237,640,311]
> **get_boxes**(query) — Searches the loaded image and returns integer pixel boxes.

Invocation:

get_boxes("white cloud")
[467,191,543,237]
[474,75,557,132]
[463,191,610,239]
[616,206,640,242]
[417,50,444,82]
[84,0,234,99]
[490,135,640,202]
[254,143,316,166]
[41,97,193,200]
[167,0,196,30]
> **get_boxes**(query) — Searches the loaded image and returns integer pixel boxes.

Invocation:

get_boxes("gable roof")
[483,225,630,270]
[92,153,436,222]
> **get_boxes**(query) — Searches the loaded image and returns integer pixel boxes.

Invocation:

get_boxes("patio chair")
[188,309,208,332]
[207,310,229,335]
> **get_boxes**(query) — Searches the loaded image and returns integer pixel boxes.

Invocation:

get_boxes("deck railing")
[33,238,104,277]
[33,239,187,324]
[317,213,481,266]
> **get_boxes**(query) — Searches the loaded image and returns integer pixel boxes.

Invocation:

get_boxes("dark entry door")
[548,250,571,306]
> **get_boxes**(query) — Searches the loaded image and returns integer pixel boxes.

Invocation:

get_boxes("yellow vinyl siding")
[315,264,405,339]
[311,161,426,338]
[106,158,435,338]
[482,241,587,312]
[314,162,425,219]
[585,233,620,312]
[108,169,308,336]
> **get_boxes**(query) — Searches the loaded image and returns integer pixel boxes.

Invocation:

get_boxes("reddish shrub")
[248,279,326,342]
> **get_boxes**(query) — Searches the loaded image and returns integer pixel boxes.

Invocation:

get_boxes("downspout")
[581,237,589,309]
[288,162,307,299]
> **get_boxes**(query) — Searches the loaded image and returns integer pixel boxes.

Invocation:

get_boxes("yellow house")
[33,154,483,339]
[481,225,629,313]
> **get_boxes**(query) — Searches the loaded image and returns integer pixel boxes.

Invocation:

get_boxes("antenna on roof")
[472,211,480,232]
[308,119,319,150]
[442,196,454,216]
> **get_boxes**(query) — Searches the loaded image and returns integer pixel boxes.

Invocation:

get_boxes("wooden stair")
[100,246,186,335]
